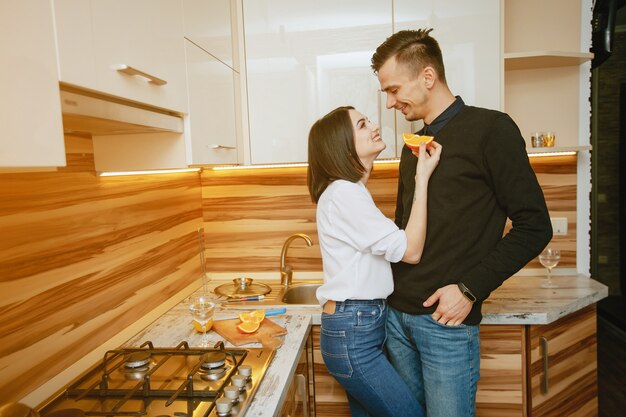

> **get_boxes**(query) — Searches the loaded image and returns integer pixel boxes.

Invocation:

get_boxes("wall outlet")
[551,217,568,235]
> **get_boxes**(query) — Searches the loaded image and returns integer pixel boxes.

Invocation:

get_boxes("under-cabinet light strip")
[527,151,577,158]
[98,168,201,177]
[211,159,400,171]
[209,152,576,171]
[211,163,309,170]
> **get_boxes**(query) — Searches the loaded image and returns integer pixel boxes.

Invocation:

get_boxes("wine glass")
[539,248,561,289]
[189,296,215,347]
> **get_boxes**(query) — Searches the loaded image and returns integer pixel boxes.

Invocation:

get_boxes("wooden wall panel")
[0,134,204,402]
[202,156,578,272]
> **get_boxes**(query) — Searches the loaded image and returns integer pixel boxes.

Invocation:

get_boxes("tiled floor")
[597,297,626,417]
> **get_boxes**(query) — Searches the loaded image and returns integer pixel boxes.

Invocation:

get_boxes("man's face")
[377,56,428,122]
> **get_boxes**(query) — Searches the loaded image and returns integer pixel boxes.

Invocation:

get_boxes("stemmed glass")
[539,248,561,289]
[189,295,215,347]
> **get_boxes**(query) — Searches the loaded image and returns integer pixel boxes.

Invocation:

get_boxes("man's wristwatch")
[458,282,477,303]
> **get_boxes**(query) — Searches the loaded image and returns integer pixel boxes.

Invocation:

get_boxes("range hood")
[59,87,184,136]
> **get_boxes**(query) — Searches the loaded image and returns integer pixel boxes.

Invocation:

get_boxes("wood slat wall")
[0,134,204,402]
[202,155,578,272]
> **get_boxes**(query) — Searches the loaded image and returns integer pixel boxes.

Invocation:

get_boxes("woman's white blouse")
[315,180,407,307]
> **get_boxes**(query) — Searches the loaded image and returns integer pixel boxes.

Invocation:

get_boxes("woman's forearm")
[401,176,428,264]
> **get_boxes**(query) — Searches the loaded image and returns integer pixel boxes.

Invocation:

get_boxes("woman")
[307,106,441,417]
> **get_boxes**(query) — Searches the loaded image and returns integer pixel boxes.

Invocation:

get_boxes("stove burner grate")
[37,340,274,417]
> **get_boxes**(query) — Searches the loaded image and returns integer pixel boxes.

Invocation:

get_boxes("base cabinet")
[527,306,598,417]
[311,306,598,417]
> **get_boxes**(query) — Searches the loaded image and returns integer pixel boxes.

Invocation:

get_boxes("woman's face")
[348,109,385,165]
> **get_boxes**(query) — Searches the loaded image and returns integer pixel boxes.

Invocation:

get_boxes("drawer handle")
[540,336,549,394]
[113,64,167,86]
[210,144,236,150]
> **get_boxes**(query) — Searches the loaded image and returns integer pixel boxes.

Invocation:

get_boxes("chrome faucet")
[280,233,313,287]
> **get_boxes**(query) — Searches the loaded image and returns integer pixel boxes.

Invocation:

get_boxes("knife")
[224,295,265,302]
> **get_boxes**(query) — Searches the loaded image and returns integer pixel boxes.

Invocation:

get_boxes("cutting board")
[212,318,288,348]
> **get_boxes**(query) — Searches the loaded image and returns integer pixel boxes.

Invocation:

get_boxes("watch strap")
[458,282,477,303]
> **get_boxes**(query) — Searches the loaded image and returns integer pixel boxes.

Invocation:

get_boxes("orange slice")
[192,318,214,333]
[402,133,434,151]
[237,320,261,334]
[239,309,265,323]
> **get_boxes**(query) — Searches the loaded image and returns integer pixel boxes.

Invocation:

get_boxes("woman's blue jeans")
[386,305,481,417]
[320,299,425,417]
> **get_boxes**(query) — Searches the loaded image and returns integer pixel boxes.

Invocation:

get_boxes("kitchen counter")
[480,273,608,324]
[117,272,607,416]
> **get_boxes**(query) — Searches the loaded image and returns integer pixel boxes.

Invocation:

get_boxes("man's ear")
[422,66,436,89]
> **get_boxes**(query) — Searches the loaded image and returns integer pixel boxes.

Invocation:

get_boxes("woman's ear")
[422,66,436,89]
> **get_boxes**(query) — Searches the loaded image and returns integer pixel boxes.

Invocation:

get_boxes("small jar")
[542,132,556,147]
[531,132,543,148]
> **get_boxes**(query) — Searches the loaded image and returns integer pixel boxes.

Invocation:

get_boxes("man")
[371,29,553,417]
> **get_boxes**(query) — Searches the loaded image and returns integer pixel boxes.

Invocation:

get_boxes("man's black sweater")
[390,105,553,325]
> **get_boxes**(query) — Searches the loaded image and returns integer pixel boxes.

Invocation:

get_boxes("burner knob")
[238,364,252,378]
[224,385,239,401]
[215,398,233,414]
[231,374,247,390]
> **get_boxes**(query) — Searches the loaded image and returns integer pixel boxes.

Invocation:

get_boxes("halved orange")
[237,320,261,334]
[193,318,214,333]
[402,133,434,151]
[239,309,265,323]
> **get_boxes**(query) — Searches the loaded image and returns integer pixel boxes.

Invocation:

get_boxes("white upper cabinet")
[243,0,393,164]
[54,0,188,113]
[182,0,239,165]
[183,0,235,69]
[0,0,65,168]
[185,40,238,165]
[241,0,501,164]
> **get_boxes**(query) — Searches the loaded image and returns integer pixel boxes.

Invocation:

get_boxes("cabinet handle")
[113,64,167,86]
[209,144,236,150]
[540,336,549,394]
[295,373,309,417]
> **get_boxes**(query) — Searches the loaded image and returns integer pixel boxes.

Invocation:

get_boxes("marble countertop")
[480,274,608,324]
[206,272,609,325]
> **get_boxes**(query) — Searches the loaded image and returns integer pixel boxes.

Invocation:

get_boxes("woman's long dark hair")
[307,106,365,203]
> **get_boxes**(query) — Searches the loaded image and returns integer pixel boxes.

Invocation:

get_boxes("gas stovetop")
[37,341,275,417]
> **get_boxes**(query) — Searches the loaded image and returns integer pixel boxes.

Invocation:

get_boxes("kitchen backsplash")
[201,155,577,272]
[0,134,203,402]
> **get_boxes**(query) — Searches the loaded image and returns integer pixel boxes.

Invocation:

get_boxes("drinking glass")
[189,296,215,347]
[539,248,560,288]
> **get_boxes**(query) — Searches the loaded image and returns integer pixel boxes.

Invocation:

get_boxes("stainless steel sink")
[281,283,321,305]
